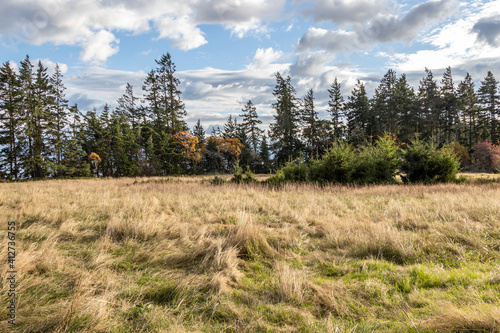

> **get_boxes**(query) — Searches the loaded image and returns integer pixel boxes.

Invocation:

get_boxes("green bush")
[352,136,400,184]
[400,140,460,183]
[231,163,259,184]
[309,141,356,184]
[264,169,286,186]
[281,158,308,182]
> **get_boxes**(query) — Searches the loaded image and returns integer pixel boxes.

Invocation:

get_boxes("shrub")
[448,142,471,168]
[471,141,500,173]
[210,175,228,185]
[231,163,259,184]
[352,136,400,184]
[281,158,309,182]
[400,140,460,183]
[264,169,286,186]
[308,141,356,184]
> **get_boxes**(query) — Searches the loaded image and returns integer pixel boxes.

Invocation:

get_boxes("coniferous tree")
[47,63,69,176]
[394,74,418,142]
[478,71,499,144]
[345,80,370,146]
[300,89,320,159]
[440,67,458,143]
[240,100,263,153]
[457,73,480,149]
[258,133,272,173]
[117,83,141,127]
[418,68,441,142]
[269,72,301,165]
[223,115,238,139]
[372,69,397,135]
[0,62,23,180]
[327,77,345,140]
[192,119,205,145]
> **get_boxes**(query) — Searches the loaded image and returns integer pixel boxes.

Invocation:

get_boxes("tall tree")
[47,63,69,176]
[418,68,441,142]
[192,118,205,146]
[345,80,370,146]
[269,72,301,165]
[0,62,23,180]
[372,69,397,135]
[240,100,263,153]
[457,73,480,149]
[117,83,141,128]
[440,67,458,143]
[223,115,238,139]
[394,74,418,143]
[478,71,499,144]
[327,77,345,140]
[300,89,320,159]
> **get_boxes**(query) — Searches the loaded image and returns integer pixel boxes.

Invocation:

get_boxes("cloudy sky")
[1,0,500,129]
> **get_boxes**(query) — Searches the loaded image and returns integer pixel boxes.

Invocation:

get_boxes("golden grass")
[0,176,499,332]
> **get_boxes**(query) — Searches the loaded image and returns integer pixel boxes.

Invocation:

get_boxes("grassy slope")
[1,176,499,332]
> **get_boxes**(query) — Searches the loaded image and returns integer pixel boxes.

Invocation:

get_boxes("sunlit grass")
[1,176,499,332]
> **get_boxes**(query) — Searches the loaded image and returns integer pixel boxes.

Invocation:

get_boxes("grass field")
[1,176,500,332]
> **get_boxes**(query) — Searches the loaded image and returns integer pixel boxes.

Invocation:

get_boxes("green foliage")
[210,175,228,185]
[400,139,460,183]
[282,158,308,182]
[231,163,259,184]
[309,141,356,183]
[264,169,286,187]
[352,136,400,184]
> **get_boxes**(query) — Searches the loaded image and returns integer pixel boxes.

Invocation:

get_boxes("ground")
[0,175,499,332]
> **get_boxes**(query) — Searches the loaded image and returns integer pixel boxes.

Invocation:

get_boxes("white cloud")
[80,30,120,64]
[0,0,285,63]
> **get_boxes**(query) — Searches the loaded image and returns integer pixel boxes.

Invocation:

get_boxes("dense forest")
[0,53,499,180]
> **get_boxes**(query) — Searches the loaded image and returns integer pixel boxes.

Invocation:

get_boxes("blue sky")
[1,0,500,129]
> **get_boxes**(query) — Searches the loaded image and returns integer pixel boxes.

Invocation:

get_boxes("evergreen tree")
[418,68,441,141]
[258,133,272,173]
[478,71,499,144]
[192,118,205,146]
[440,67,458,143]
[394,74,418,143]
[223,115,238,139]
[0,62,23,180]
[345,80,370,146]
[47,63,69,176]
[457,73,481,149]
[327,77,345,140]
[372,69,397,135]
[117,83,141,128]
[300,89,320,159]
[269,72,301,165]
[240,100,263,153]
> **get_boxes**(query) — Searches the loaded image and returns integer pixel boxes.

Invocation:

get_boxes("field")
[1,176,500,332]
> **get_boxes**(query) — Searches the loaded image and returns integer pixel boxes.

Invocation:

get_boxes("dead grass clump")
[419,303,500,332]
[105,216,162,242]
[272,262,307,304]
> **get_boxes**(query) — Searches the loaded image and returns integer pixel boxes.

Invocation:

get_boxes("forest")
[1,53,499,180]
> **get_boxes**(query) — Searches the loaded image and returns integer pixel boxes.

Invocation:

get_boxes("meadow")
[1,175,500,332]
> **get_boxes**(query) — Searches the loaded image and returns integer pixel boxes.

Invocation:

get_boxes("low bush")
[309,141,356,184]
[231,164,259,184]
[471,141,500,173]
[282,158,308,182]
[400,140,460,183]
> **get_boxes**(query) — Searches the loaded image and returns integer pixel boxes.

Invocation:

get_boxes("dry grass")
[0,176,499,332]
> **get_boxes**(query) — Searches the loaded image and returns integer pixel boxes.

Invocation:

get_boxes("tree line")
[0,53,499,180]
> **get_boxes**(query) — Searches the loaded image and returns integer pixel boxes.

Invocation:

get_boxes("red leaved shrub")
[471,141,500,172]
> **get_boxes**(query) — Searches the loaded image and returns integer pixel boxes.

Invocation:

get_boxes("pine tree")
[457,73,480,149]
[300,89,320,159]
[372,69,397,135]
[418,68,441,142]
[440,67,458,143]
[47,63,69,176]
[258,133,272,173]
[117,83,141,128]
[240,100,263,153]
[269,72,301,165]
[345,80,370,146]
[223,115,238,139]
[327,77,344,140]
[478,71,499,144]
[394,74,418,142]
[192,118,205,146]
[0,62,23,180]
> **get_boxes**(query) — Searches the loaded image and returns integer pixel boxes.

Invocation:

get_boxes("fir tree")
[457,73,480,149]
[300,89,320,159]
[327,77,344,140]
[240,100,263,153]
[345,80,370,146]
[478,71,499,144]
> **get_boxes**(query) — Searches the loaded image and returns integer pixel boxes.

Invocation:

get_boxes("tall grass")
[1,176,499,332]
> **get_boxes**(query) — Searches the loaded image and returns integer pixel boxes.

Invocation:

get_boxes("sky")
[1,0,500,130]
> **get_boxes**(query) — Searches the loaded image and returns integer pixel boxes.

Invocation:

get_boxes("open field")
[1,176,500,332]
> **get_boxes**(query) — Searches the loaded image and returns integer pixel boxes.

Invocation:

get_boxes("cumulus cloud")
[298,0,458,52]
[472,15,500,47]
[0,0,285,63]
[80,30,120,64]
[297,0,390,26]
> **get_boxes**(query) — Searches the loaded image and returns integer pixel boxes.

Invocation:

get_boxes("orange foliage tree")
[173,131,202,164]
